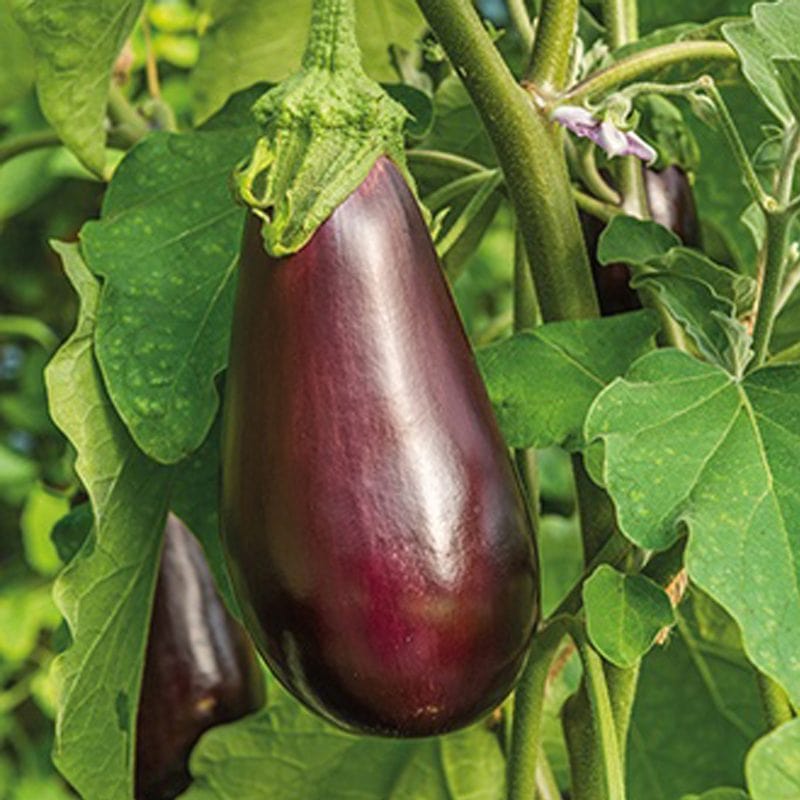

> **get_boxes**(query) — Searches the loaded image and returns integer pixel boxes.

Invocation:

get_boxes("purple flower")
[551,105,657,164]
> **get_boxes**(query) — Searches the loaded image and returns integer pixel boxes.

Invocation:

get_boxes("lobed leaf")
[80,93,260,464]
[180,681,504,800]
[586,348,800,706]
[44,242,172,800]
[477,311,659,450]
[746,718,800,800]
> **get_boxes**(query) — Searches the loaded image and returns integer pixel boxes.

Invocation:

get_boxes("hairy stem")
[506,0,534,50]
[303,0,360,70]
[416,0,599,322]
[0,129,62,166]
[526,0,579,91]
[752,211,793,367]
[562,41,736,105]
[507,620,570,800]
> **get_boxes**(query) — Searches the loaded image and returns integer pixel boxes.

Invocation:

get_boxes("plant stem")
[506,0,534,50]
[423,169,500,210]
[702,79,770,211]
[525,0,579,91]
[602,0,629,49]
[507,619,570,800]
[415,0,600,322]
[757,673,794,729]
[407,148,486,174]
[573,187,623,222]
[0,315,58,351]
[536,749,563,800]
[562,41,736,105]
[0,129,62,166]
[604,662,639,777]
[107,84,150,144]
[303,0,360,70]
[572,455,617,564]
[751,211,793,367]
[571,624,625,800]
[579,144,622,205]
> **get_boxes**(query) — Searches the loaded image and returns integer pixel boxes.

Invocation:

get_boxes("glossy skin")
[585,165,701,315]
[136,513,264,800]
[222,156,539,737]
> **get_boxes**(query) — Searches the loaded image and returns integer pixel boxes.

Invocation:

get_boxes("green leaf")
[476,311,659,450]
[80,95,259,464]
[0,443,37,504]
[682,791,750,800]
[0,0,34,112]
[20,482,68,576]
[191,0,425,122]
[586,348,800,706]
[629,591,763,800]
[583,565,674,668]
[597,217,681,265]
[44,242,171,800]
[180,682,505,800]
[747,718,800,800]
[599,216,756,374]
[50,503,93,565]
[10,0,144,173]
[724,0,800,126]
[773,58,800,122]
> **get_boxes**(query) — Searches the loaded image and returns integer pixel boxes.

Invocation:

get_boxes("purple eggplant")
[584,165,701,315]
[135,513,263,800]
[222,156,539,737]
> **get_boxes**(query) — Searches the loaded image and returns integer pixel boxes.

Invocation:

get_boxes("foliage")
[1,1,799,799]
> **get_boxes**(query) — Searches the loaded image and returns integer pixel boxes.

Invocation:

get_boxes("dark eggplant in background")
[584,165,701,315]
[222,156,539,737]
[136,513,264,800]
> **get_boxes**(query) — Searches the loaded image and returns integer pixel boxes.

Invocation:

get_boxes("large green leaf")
[746,719,800,800]
[628,592,763,800]
[583,565,674,669]
[0,0,34,112]
[11,0,144,173]
[180,681,504,800]
[586,348,800,706]
[44,242,172,800]
[80,92,259,464]
[191,0,425,121]
[476,311,659,450]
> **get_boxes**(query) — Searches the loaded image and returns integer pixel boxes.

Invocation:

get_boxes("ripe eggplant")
[136,513,264,800]
[585,165,700,315]
[222,156,539,737]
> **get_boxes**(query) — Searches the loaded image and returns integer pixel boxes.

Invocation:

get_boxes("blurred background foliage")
[0,0,776,797]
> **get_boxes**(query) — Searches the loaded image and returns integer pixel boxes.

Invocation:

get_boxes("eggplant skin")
[584,165,700,315]
[135,513,264,800]
[222,156,539,737]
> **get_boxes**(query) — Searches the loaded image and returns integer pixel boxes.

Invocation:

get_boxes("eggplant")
[136,513,264,800]
[584,165,700,315]
[222,156,539,737]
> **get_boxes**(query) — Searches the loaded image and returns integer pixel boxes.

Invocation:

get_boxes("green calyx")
[235,0,410,257]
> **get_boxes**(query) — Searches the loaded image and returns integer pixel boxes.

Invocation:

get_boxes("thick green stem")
[303,0,360,70]
[0,129,62,166]
[416,0,599,322]
[570,625,625,800]
[757,673,794,729]
[562,41,736,105]
[506,0,534,50]
[602,0,629,49]
[572,455,617,565]
[526,0,579,91]
[752,212,793,367]
[604,663,639,777]
[573,187,623,222]
[507,620,569,800]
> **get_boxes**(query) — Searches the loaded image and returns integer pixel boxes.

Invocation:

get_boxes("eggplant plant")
[2,0,800,799]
